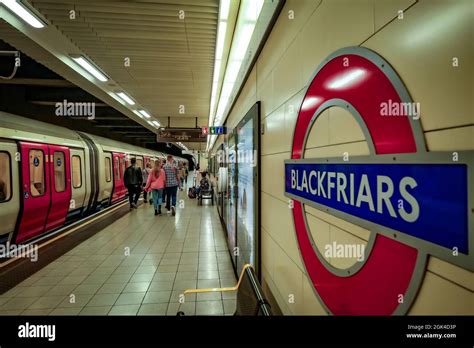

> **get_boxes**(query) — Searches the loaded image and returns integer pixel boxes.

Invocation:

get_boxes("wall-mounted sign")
[157,128,206,143]
[202,126,226,135]
[284,46,473,316]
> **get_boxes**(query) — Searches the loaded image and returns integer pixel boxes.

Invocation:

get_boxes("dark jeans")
[164,186,178,211]
[143,184,148,201]
[127,184,141,207]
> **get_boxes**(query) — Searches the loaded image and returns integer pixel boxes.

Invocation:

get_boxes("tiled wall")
[212,0,473,315]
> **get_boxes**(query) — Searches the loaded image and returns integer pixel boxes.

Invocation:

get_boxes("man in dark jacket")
[123,157,143,209]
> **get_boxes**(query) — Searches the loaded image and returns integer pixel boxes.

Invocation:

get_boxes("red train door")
[16,142,50,243]
[112,152,124,202]
[45,145,71,231]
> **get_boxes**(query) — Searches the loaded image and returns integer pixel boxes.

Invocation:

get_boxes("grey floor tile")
[49,307,82,315]
[109,304,140,315]
[2,297,38,310]
[138,303,168,315]
[142,291,172,304]
[87,293,120,307]
[15,286,52,298]
[96,282,127,294]
[129,273,154,283]
[173,279,197,291]
[28,296,66,310]
[79,306,112,315]
[196,301,224,316]
[21,308,52,315]
[223,299,237,315]
[167,302,195,316]
[123,282,150,293]
[115,292,146,305]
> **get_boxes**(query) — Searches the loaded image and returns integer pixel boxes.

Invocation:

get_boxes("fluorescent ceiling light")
[138,109,151,118]
[219,0,231,20]
[1,0,45,28]
[152,120,160,127]
[147,120,154,127]
[71,55,108,82]
[215,21,227,58]
[133,110,143,118]
[116,92,135,105]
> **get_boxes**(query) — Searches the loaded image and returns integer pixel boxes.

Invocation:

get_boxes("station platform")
[0,177,237,316]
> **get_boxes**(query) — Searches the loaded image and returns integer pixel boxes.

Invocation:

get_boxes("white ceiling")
[4,0,222,150]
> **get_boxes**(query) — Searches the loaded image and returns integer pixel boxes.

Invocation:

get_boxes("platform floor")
[0,176,237,316]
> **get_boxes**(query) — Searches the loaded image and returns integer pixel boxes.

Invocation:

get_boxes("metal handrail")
[176,264,254,315]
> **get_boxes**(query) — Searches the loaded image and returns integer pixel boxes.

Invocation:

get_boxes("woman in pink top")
[144,159,166,215]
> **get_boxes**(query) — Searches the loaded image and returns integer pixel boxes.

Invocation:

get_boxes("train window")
[72,155,82,188]
[114,157,120,180]
[54,152,66,193]
[0,152,12,202]
[105,157,111,182]
[29,149,45,197]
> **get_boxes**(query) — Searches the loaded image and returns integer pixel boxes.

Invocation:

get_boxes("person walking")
[179,163,185,191]
[184,163,189,186]
[144,159,166,216]
[123,157,143,210]
[163,155,180,216]
[142,162,152,204]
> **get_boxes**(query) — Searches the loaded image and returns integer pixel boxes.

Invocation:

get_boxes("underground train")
[0,111,187,245]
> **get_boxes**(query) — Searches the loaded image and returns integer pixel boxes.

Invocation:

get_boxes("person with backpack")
[144,159,166,216]
[163,155,180,216]
[123,157,143,210]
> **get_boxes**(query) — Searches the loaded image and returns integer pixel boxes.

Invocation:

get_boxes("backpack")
[188,187,196,199]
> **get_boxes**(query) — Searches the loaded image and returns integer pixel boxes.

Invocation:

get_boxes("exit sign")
[202,126,226,135]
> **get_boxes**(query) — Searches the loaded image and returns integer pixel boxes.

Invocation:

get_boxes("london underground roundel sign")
[284,47,473,315]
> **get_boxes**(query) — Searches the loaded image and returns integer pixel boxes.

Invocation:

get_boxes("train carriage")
[0,111,186,245]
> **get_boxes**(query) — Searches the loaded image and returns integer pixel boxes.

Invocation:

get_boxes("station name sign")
[285,154,471,254]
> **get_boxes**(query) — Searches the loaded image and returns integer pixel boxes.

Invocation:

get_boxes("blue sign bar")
[285,162,468,253]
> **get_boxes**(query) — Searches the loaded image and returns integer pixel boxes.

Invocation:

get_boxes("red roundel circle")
[291,47,425,315]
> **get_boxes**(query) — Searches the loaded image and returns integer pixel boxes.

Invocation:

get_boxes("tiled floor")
[0,175,237,316]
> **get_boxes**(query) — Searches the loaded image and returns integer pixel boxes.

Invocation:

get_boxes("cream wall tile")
[305,109,330,149]
[257,73,274,118]
[262,266,291,314]
[427,256,474,291]
[305,212,331,261]
[301,274,328,315]
[278,0,323,48]
[261,152,288,202]
[305,205,371,242]
[364,0,473,131]
[256,11,291,83]
[374,0,417,31]
[261,227,276,279]
[273,38,304,111]
[425,126,474,151]
[261,193,303,273]
[328,225,367,269]
[329,106,366,145]
[262,105,286,155]
[408,272,473,315]
[285,88,307,148]
[298,0,374,82]
[273,244,304,314]
[261,192,286,247]
[304,141,370,158]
